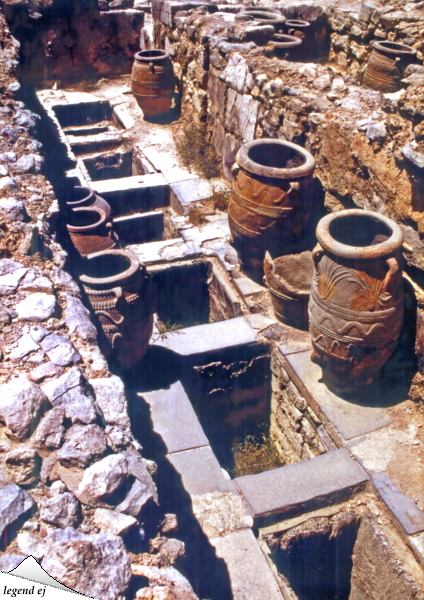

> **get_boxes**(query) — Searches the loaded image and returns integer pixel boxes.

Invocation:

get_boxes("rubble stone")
[78,454,129,499]
[0,555,26,572]
[90,376,131,429]
[16,531,48,561]
[41,528,132,600]
[134,566,198,600]
[40,333,81,366]
[16,293,58,322]
[0,376,48,440]
[64,293,97,341]
[0,484,35,540]
[33,406,65,449]
[0,197,26,221]
[4,448,39,486]
[0,267,28,295]
[40,492,80,529]
[93,508,137,535]
[116,479,153,517]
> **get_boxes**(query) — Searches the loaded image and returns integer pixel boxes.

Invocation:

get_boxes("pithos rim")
[285,19,310,28]
[273,33,302,48]
[236,139,316,180]
[316,209,403,259]
[66,206,106,232]
[134,49,170,63]
[79,249,141,286]
[67,186,94,207]
[372,40,416,56]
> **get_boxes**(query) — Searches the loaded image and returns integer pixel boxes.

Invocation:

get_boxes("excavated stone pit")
[0,0,424,599]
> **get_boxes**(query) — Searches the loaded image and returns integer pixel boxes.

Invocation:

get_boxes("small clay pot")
[308,209,404,394]
[363,41,416,93]
[66,186,112,221]
[131,49,175,117]
[264,250,313,330]
[66,206,118,257]
[228,139,316,282]
[80,249,153,370]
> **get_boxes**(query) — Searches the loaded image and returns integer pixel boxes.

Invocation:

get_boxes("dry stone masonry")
[0,0,423,599]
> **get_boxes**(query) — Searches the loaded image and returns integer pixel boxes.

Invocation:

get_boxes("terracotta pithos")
[363,41,416,93]
[66,186,112,221]
[272,33,302,53]
[308,209,404,394]
[66,206,118,257]
[228,139,316,282]
[283,19,310,58]
[80,249,153,370]
[131,50,175,117]
[242,9,286,28]
[264,250,313,331]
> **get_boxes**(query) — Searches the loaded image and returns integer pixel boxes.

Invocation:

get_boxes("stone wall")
[271,348,326,465]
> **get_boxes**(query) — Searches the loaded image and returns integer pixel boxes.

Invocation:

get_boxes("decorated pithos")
[308,209,404,394]
[80,249,153,370]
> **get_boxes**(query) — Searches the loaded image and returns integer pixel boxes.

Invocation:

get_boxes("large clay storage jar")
[264,250,313,330]
[283,19,310,59]
[66,206,118,257]
[131,49,175,117]
[308,209,404,395]
[228,139,316,282]
[66,186,112,221]
[80,249,153,370]
[363,41,416,93]
[242,9,286,29]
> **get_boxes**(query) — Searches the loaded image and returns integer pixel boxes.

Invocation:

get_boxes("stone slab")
[235,448,369,519]
[143,145,180,172]
[126,239,195,265]
[151,316,257,356]
[170,179,213,215]
[93,173,167,195]
[371,472,424,535]
[113,104,135,130]
[233,276,266,297]
[162,166,195,185]
[210,529,284,600]
[112,211,164,245]
[410,532,424,562]
[167,445,236,495]
[137,381,209,454]
[283,350,391,441]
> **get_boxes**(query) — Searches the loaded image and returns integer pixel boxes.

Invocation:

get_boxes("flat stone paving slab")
[93,173,167,195]
[283,350,391,441]
[138,381,209,454]
[371,472,424,535]
[151,316,257,355]
[233,276,266,297]
[127,239,195,265]
[210,529,284,600]
[235,448,369,519]
[167,445,236,496]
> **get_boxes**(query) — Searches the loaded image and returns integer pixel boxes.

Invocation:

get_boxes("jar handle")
[231,163,239,178]
[383,256,400,293]
[149,61,155,73]
[312,243,324,273]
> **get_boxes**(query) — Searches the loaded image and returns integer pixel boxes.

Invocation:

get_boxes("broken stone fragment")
[4,448,40,486]
[78,454,129,499]
[33,406,66,449]
[105,425,133,452]
[160,513,179,535]
[41,528,132,600]
[16,293,58,322]
[0,484,35,541]
[115,478,154,517]
[313,73,332,91]
[402,143,424,169]
[151,536,186,565]
[0,177,18,193]
[133,566,198,600]
[11,154,37,175]
[366,121,386,141]
[90,375,131,429]
[93,508,137,535]
[0,376,49,440]
[16,531,48,561]
[64,293,97,341]
[40,492,80,529]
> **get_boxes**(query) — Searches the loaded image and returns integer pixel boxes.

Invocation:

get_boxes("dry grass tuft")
[231,432,287,478]
[175,122,221,180]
